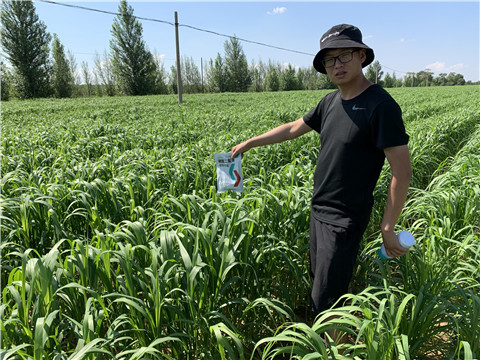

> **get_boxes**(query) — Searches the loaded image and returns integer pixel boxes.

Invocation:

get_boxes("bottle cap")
[378,245,391,260]
[397,231,415,249]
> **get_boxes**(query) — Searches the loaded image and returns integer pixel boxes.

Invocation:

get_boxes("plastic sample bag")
[214,152,244,193]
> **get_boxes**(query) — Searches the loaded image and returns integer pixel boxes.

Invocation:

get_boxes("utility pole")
[175,11,183,104]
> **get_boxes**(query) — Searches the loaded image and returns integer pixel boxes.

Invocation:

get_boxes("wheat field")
[1,86,479,359]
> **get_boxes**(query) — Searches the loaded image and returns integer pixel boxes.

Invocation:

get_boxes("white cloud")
[426,61,446,71]
[153,54,165,62]
[267,7,287,15]
[426,61,465,73]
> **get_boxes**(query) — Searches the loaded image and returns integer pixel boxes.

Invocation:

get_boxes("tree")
[383,72,394,88]
[110,0,156,95]
[392,72,403,88]
[434,73,447,86]
[168,65,178,94]
[51,34,74,98]
[280,64,300,91]
[182,56,202,93]
[405,72,416,87]
[93,70,102,96]
[94,50,115,96]
[265,69,279,92]
[424,68,434,87]
[265,61,280,92]
[256,60,267,91]
[224,36,251,92]
[248,59,267,92]
[169,59,202,94]
[1,61,11,101]
[209,53,228,93]
[316,73,335,89]
[295,67,305,90]
[299,67,319,90]
[152,51,168,94]
[68,50,80,96]
[365,61,383,84]
[1,0,51,98]
[443,72,465,86]
[416,69,434,87]
[68,50,78,84]
[81,61,92,96]
[454,73,465,86]
[250,60,263,92]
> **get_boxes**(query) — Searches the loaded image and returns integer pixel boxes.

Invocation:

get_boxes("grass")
[1,86,479,359]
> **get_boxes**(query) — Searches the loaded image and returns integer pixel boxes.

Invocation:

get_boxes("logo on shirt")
[352,104,366,111]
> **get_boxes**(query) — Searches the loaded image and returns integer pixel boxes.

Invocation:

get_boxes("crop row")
[261,123,480,359]
[1,86,479,359]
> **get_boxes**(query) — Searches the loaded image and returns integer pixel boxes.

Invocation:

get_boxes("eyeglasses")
[322,50,359,68]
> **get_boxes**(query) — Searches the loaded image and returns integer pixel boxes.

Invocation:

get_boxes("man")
[231,24,412,326]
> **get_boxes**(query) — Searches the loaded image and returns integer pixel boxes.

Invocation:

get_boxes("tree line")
[1,0,477,101]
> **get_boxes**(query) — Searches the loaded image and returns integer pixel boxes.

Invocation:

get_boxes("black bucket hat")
[313,24,375,74]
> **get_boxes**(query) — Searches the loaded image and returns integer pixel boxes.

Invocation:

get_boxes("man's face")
[323,48,366,85]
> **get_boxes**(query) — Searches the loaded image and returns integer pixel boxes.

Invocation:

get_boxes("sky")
[31,0,480,82]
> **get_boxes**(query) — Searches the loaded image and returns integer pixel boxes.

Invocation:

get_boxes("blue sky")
[32,1,480,82]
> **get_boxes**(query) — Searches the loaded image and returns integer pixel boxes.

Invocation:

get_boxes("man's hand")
[381,229,409,258]
[231,141,250,158]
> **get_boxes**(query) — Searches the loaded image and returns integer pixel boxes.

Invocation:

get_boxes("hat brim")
[313,43,374,74]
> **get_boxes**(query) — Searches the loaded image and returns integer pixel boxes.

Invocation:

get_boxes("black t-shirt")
[303,84,409,230]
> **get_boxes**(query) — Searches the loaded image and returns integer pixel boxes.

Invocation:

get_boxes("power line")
[180,24,315,56]
[38,0,413,73]
[381,65,409,75]
[38,0,314,57]
[38,0,174,26]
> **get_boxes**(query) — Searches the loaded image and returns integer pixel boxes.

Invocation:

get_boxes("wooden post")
[175,11,183,104]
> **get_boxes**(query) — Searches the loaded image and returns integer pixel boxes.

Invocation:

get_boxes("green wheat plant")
[1,86,479,359]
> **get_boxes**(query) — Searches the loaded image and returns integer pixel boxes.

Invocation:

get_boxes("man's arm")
[231,118,312,158]
[381,144,413,257]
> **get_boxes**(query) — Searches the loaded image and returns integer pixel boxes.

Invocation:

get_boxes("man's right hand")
[231,141,250,158]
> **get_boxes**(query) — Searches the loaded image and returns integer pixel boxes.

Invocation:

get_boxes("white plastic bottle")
[378,231,415,260]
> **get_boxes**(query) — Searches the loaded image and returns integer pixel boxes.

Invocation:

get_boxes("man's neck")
[338,76,373,100]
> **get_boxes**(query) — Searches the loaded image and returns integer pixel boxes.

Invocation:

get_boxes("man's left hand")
[381,229,409,258]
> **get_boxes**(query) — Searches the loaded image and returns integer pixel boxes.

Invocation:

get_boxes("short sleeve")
[303,103,322,133]
[303,90,339,133]
[371,100,409,149]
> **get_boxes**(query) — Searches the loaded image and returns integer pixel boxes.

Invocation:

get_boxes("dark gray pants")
[309,215,365,314]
